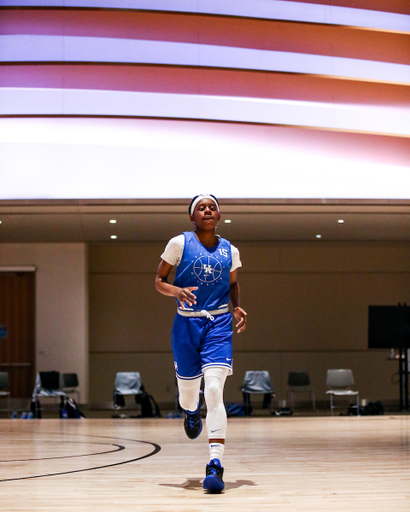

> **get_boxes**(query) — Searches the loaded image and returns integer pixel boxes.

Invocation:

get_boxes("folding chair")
[326,369,360,416]
[63,373,80,402]
[32,371,67,418]
[113,372,143,417]
[287,372,316,411]
[241,370,275,414]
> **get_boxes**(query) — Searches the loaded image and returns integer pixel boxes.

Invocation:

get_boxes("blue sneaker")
[203,459,225,493]
[183,392,204,440]
[183,402,203,440]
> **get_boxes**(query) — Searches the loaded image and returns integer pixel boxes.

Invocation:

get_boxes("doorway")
[0,272,35,398]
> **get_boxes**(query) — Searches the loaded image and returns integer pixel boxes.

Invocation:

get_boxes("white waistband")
[177,307,229,321]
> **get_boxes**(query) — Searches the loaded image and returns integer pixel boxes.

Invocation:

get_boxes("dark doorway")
[0,272,35,398]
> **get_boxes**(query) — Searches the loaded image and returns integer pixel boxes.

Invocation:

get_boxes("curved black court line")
[0,436,161,482]
[0,441,125,462]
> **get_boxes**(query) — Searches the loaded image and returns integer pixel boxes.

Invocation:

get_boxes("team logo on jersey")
[193,255,222,283]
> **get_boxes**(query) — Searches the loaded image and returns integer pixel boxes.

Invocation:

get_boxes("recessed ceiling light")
[109,219,117,224]
[0,220,2,224]
[316,234,322,239]
[224,219,232,224]
[338,219,344,224]
[110,235,117,239]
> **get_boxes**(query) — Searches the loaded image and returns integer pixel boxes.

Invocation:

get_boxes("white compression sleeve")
[203,367,229,440]
[177,376,202,412]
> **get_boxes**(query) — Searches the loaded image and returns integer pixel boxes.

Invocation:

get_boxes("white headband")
[189,194,219,215]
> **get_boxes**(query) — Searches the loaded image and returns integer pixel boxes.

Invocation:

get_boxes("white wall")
[0,243,88,402]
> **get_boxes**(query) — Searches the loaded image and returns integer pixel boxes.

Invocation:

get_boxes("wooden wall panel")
[0,272,35,398]
[88,242,410,405]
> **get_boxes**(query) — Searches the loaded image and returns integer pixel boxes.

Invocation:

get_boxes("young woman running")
[155,194,247,493]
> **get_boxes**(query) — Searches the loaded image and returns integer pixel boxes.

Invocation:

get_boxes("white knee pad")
[177,377,202,412]
[203,367,229,440]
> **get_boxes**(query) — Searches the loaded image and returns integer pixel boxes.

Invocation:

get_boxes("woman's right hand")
[174,286,198,309]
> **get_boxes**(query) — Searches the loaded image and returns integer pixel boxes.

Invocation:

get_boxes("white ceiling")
[1,201,410,243]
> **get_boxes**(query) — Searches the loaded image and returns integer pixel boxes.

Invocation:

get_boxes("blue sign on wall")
[0,325,7,339]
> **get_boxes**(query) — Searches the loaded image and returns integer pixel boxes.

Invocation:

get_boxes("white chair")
[326,369,359,416]
[113,372,143,416]
[242,370,275,414]
[0,372,11,418]
[32,371,67,418]
[287,372,316,411]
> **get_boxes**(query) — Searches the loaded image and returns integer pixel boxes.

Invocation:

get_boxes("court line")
[0,433,161,482]
[0,440,125,462]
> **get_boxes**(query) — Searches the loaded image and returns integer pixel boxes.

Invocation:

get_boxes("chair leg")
[311,391,316,411]
[54,396,59,413]
[243,392,252,416]
[290,391,294,411]
[357,394,360,416]
[330,394,334,416]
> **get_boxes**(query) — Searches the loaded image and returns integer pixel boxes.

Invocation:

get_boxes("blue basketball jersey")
[174,231,232,311]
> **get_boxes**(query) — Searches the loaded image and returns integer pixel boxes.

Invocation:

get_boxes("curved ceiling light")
[1,88,409,137]
[2,0,409,32]
[1,36,409,85]
[1,117,409,200]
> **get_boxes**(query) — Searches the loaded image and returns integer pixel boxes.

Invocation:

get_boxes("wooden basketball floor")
[1,415,410,511]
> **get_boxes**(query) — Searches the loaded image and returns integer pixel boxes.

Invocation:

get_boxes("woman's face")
[190,199,220,230]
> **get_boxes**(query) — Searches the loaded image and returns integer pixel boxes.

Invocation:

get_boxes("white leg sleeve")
[203,367,229,440]
[177,377,202,412]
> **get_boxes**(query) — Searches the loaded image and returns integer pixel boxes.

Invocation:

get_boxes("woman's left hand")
[234,307,247,333]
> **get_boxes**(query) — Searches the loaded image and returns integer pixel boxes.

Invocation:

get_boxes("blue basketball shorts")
[171,312,233,380]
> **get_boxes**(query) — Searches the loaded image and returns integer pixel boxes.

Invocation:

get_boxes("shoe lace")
[206,460,224,478]
[186,411,199,428]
